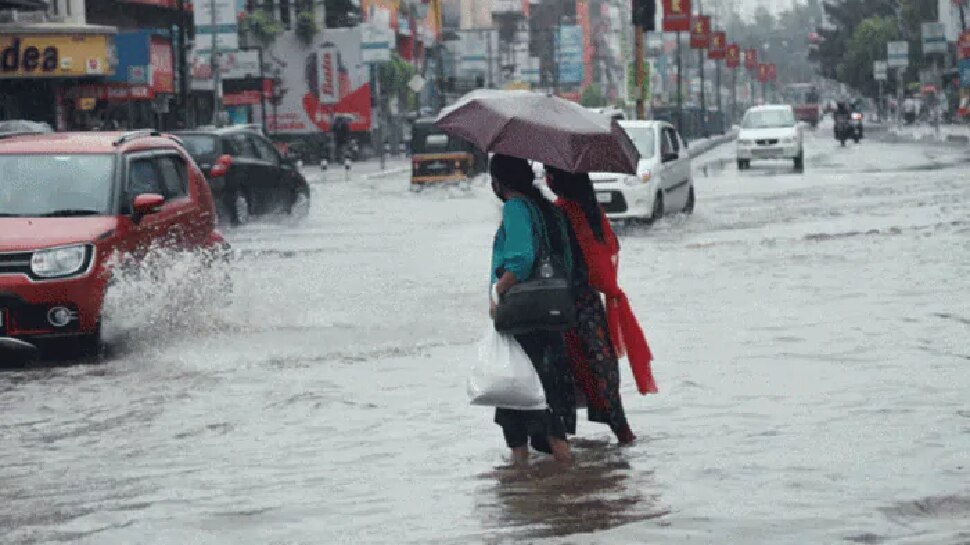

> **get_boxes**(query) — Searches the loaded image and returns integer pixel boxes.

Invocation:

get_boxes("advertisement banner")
[744,48,758,71]
[921,22,946,55]
[361,0,399,31]
[190,48,261,90]
[689,15,710,49]
[708,31,726,59]
[264,30,371,134]
[318,43,339,104]
[577,0,593,87]
[0,33,116,79]
[873,60,888,81]
[662,0,691,32]
[959,58,970,88]
[757,63,768,83]
[766,63,776,81]
[193,0,239,51]
[726,43,740,68]
[149,36,174,94]
[887,40,909,68]
[959,30,970,60]
[556,25,584,85]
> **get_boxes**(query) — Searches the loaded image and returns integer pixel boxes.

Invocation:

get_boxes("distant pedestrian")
[488,154,576,466]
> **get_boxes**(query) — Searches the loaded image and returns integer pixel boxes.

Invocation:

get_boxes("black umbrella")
[0,0,48,10]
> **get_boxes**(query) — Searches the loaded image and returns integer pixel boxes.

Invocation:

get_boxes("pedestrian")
[545,167,658,445]
[488,154,576,467]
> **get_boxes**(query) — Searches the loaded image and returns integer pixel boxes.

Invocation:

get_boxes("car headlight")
[31,244,91,279]
[781,137,795,144]
[623,174,640,186]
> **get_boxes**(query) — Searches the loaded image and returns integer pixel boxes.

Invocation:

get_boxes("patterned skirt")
[564,282,635,443]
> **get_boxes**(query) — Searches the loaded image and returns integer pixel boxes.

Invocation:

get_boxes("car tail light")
[210,154,232,177]
[412,159,420,171]
[851,112,862,121]
[454,160,462,170]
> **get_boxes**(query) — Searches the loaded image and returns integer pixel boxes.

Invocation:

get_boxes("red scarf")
[557,199,658,394]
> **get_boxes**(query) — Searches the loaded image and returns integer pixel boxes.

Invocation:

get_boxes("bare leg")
[511,447,529,467]
[549,437,573,466]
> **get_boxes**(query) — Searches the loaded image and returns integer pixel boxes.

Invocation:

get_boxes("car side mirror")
[132,193,165,223]
[662,152,679,163]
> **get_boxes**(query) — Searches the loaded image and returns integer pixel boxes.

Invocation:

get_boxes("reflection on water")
[475,439,669,541]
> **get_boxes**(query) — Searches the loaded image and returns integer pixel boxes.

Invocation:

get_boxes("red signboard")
[757,63,769,82]
[149,36,174,95]
[744,48,758,70]
[766,63,777,81]
[958,30,970,59]
[689,15,710,49]
[662,0,691,32]
[708,31,726,59]
[726,43,740,68]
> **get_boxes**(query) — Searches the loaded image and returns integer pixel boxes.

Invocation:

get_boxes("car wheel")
[77,323,104,360]
[232,190,251,226]
[648,192,664,224]
[794,152,804,172]
[682,185,695,214]
[737,159,746,170]
[854,137,860,144]
[287,189,311,222]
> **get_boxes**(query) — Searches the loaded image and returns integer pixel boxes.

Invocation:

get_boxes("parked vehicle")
[783,83,821,128]
[736,104,805,171]
[409,118,486,190]
[0,130,228,357]
[174,127,311,226]
[589,120,694,223]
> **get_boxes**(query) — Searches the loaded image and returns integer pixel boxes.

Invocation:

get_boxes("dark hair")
[490,154,555,213]
[545,166,605,242]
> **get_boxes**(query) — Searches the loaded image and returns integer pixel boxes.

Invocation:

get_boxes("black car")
[174,127,311,226]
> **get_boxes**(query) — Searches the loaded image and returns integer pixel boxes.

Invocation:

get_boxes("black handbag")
[493,200,578,334]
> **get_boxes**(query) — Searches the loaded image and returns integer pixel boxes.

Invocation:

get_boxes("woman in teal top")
[488,154,576,467]
[490,198,535,286]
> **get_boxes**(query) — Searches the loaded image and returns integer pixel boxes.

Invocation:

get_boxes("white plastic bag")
[467,325,547,411]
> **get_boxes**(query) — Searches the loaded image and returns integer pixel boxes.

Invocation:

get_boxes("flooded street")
[2,131,969,544]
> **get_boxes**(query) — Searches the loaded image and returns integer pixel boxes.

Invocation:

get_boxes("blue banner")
[555,25,584,85]
[960,59,970,89]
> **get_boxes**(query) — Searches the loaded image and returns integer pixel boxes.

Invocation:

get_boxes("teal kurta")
[490,198,535,283]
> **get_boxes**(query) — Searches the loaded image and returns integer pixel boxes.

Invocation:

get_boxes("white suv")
[736,105,804,172]
[589,120,694,223]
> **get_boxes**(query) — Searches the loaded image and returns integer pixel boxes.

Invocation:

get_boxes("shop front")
[58,30,175,130]
[0,26,117,126]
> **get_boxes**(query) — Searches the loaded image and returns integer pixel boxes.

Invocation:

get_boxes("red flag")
[766,63,777,81]
[689,15,710,49]
[662,0,691,32]
[708,31,726,59]
[745,48,758,71]
[757,63,769,83]
[725,43,740,68]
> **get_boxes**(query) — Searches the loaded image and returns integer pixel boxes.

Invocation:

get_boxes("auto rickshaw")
[410,118,486,190]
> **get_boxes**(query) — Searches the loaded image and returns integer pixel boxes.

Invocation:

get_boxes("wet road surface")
[2,130,969,544]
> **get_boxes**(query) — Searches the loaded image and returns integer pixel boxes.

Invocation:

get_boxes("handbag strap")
[518,198,574,274]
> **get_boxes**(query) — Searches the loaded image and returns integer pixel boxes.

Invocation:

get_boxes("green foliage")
[240,10,283,47]
[836,16,901,95]
[324,0,358,28]
[378,54,416,98]
[580,84,607,108]
[295,10,319,45]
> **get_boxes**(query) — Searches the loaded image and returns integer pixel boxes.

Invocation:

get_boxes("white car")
[736,104,804,171]
[589,120,694,222]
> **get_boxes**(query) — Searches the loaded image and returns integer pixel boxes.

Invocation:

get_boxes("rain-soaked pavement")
[2,128,969,545]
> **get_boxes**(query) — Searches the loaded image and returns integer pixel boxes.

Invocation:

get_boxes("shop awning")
[0,0,49,11]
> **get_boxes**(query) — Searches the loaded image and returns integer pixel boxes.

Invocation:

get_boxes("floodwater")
[2,129,969,544]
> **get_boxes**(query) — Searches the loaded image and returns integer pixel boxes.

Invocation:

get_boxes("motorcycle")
[849,111,863,142]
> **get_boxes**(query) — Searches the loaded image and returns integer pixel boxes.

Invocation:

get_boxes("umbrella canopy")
[0,0,48,10]
[434,90,640,175]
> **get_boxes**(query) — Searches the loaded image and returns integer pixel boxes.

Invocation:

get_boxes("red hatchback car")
[0,130,227,358]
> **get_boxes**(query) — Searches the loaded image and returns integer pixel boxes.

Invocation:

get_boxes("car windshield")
[178,134,219,157]
[742,109,796,129]
[0,154,115,217]
[621,126,656,159]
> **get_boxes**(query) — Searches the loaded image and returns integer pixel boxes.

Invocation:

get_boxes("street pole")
[209,0,222,127]
[731,65,737,124]
[175,0,190,127]
[257,47,267,135]
[699,48,707,137]
[635,25,645,119]
[897,68,904,128]
[373,64,385,170]
[676,31,683,134]
[485,29,494,88]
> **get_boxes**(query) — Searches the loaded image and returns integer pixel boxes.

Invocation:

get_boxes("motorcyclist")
[834,101,851,139]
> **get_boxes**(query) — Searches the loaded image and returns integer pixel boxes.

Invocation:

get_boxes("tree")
[324,0,358,28]
[814,0,896,80]
[580,84,607,108]
[837,15,900,96]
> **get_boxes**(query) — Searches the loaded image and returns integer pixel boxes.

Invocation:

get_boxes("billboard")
[689,15,710,49]
[263,30,371,134]
[662,0,691,32]
[556,25,584,85]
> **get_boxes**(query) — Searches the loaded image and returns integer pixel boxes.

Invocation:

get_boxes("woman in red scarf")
[545,167,658,444]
